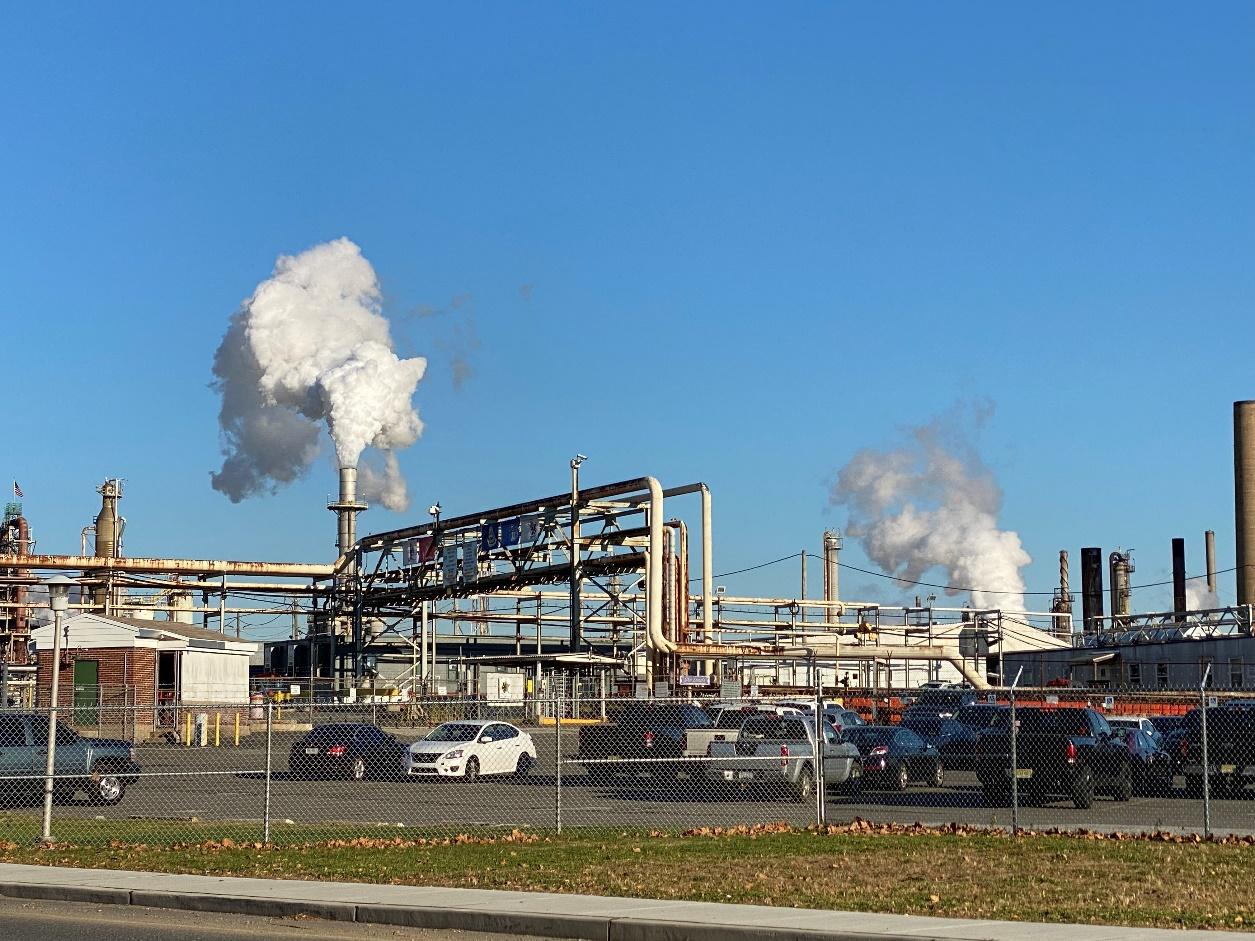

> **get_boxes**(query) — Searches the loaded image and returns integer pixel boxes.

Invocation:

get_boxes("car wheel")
[1111,765,1133,802]
[464,757,480,783]
[894,764,909,791]
[350,757,367,781]
[514,753,533,777]
[932,763,945,788]
[793,763,815,802]
[90,771,125,806]
[1071,766,1095,810]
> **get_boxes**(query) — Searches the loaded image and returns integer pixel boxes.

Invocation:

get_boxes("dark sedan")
[904,704,1008,770]
[1122,728,1173,796]
[844,725,944,790]
[288,723,407,781]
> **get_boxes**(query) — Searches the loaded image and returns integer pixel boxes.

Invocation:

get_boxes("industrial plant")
[2,401,1253,720]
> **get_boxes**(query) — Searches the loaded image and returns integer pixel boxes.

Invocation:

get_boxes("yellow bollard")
[184,711,191,747]
[214,713,221,747]
[234,712,240,747]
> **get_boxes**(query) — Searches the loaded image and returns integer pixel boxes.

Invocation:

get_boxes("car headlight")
[445,749,464,759]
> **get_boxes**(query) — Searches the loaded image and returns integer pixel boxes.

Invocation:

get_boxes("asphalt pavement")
[0,862,1238,941]
[0,897,561,941]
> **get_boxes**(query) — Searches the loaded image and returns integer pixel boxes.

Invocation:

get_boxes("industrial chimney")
[92,479,124,609]
[1172,537,1187,622]
[1109,550,1132,625]
[1080,547,1104,635]
[1236,401,1255,607]
[327,467,367,557]
[822,530,841,623]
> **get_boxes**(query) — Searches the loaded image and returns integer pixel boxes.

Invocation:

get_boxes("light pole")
[569,455,587,651]
[41,574,74,843]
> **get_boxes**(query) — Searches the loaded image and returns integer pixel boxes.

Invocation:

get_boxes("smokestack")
[1080,547,1104,634]
[1052,549,1073,640]
[1109,551,1132,624]
[93,479,123,608]
[1237,401,1255,607]
[327,466,367,557]
[822,530,841,623]
[1205,530,1217,596]
[1172,537,1187,621]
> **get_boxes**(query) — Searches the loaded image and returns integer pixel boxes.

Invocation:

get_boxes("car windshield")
[425,723,484,743]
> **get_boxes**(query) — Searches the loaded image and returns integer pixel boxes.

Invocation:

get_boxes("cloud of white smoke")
[830,409,1031,610]
[210,238,425,509]
[1186,581,1221,610]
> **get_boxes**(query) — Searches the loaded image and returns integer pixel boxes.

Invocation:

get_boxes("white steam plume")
[357,452,409,512]
[830,413,1031,610]
[1186,582,1220,610]
[210,238,425,509]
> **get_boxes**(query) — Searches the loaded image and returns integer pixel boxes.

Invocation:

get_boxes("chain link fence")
[2,684,1253,847]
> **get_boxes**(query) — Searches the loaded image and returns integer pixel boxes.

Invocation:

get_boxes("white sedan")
[405,720,537,781]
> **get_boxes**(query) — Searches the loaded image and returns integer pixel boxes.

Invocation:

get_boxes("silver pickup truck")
[705,713,861,801]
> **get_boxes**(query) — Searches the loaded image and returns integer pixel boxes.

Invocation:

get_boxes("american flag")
[12,481,22,499]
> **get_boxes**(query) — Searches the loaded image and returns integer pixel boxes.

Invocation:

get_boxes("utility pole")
[569,455,587,651]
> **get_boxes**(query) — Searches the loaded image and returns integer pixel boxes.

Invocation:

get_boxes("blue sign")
[480,522,500,550]
[500,518,521,547]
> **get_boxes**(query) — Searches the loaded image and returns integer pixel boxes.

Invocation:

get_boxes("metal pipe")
[40,603,65,843]
[569,457,583,651]
[1236,402,1255,607]
[0,554,334,578]
[1205,530,1217,596]
[642,478,673,654]
[822,531,840,623]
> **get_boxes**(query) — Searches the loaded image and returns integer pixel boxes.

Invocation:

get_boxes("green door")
[73,659,99,726]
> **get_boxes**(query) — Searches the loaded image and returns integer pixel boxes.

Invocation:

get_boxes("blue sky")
[3,4,1253,632]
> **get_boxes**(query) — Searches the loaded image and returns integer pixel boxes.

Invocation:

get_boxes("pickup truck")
[974,707,1132,809]
[1177,706,1255,798]
[575,702,716,784]
[0,711,140,805]
[705,713,861,801]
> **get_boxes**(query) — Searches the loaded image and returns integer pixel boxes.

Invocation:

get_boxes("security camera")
[428,503,442,517]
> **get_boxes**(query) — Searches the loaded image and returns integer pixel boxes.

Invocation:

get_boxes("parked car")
[901,689,979,720]
[975,707,1132,809]
[705,713,861,801]
[1177,706,1255,798]
[0,712,139,805]
[576,702,714,784]
[932,704,1010,770]
[1121,728,1173,796]
[288,723,407,781]
[843,725,945,790]
[1108,716,1162,747]
[1149,714,1185,740]
[405,720,537,781]
[770,699,865,731]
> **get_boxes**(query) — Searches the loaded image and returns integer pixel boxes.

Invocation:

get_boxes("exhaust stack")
[1172,537,1187,622]
[1205,530,1217,597]
[327,467,367,556]
[1236,401,1255,607]
[1080,547,1104,635]
[822,530,841,623]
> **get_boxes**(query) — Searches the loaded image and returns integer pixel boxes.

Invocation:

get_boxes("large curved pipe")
[644,477,674,654]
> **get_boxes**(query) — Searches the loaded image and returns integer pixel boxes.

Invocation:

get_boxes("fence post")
[814,666,826,828]
[1200,665,1212,839]
[1008,667,1023,837]
[554,682,563,834]
[263,702,273,844]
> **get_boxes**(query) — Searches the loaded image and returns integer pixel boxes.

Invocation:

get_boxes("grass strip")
[0,818,1252,932]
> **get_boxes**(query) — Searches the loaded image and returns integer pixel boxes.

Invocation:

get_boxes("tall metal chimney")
[1080,547,1104,635]
[92,479,123,608]
[1109,550,1132,624]
[1052,549,1073,640]
[327,467,367,557]
[822,530,841,623]
[1236,401,1255,607]
[1172,537,1187,621]
[1205,530,1217,597]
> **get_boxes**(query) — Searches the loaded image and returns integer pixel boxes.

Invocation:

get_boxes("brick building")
[30,614,258,736]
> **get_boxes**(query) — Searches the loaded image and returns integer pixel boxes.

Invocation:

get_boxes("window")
[1156,663,1170,688]
[1230,659,1244,688]
[1127,662,1141,686]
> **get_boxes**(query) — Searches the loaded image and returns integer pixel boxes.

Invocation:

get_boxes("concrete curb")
[0,864,1232,941]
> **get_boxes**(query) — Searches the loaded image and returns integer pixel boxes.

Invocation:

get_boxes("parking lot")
[11,725,1252,842]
